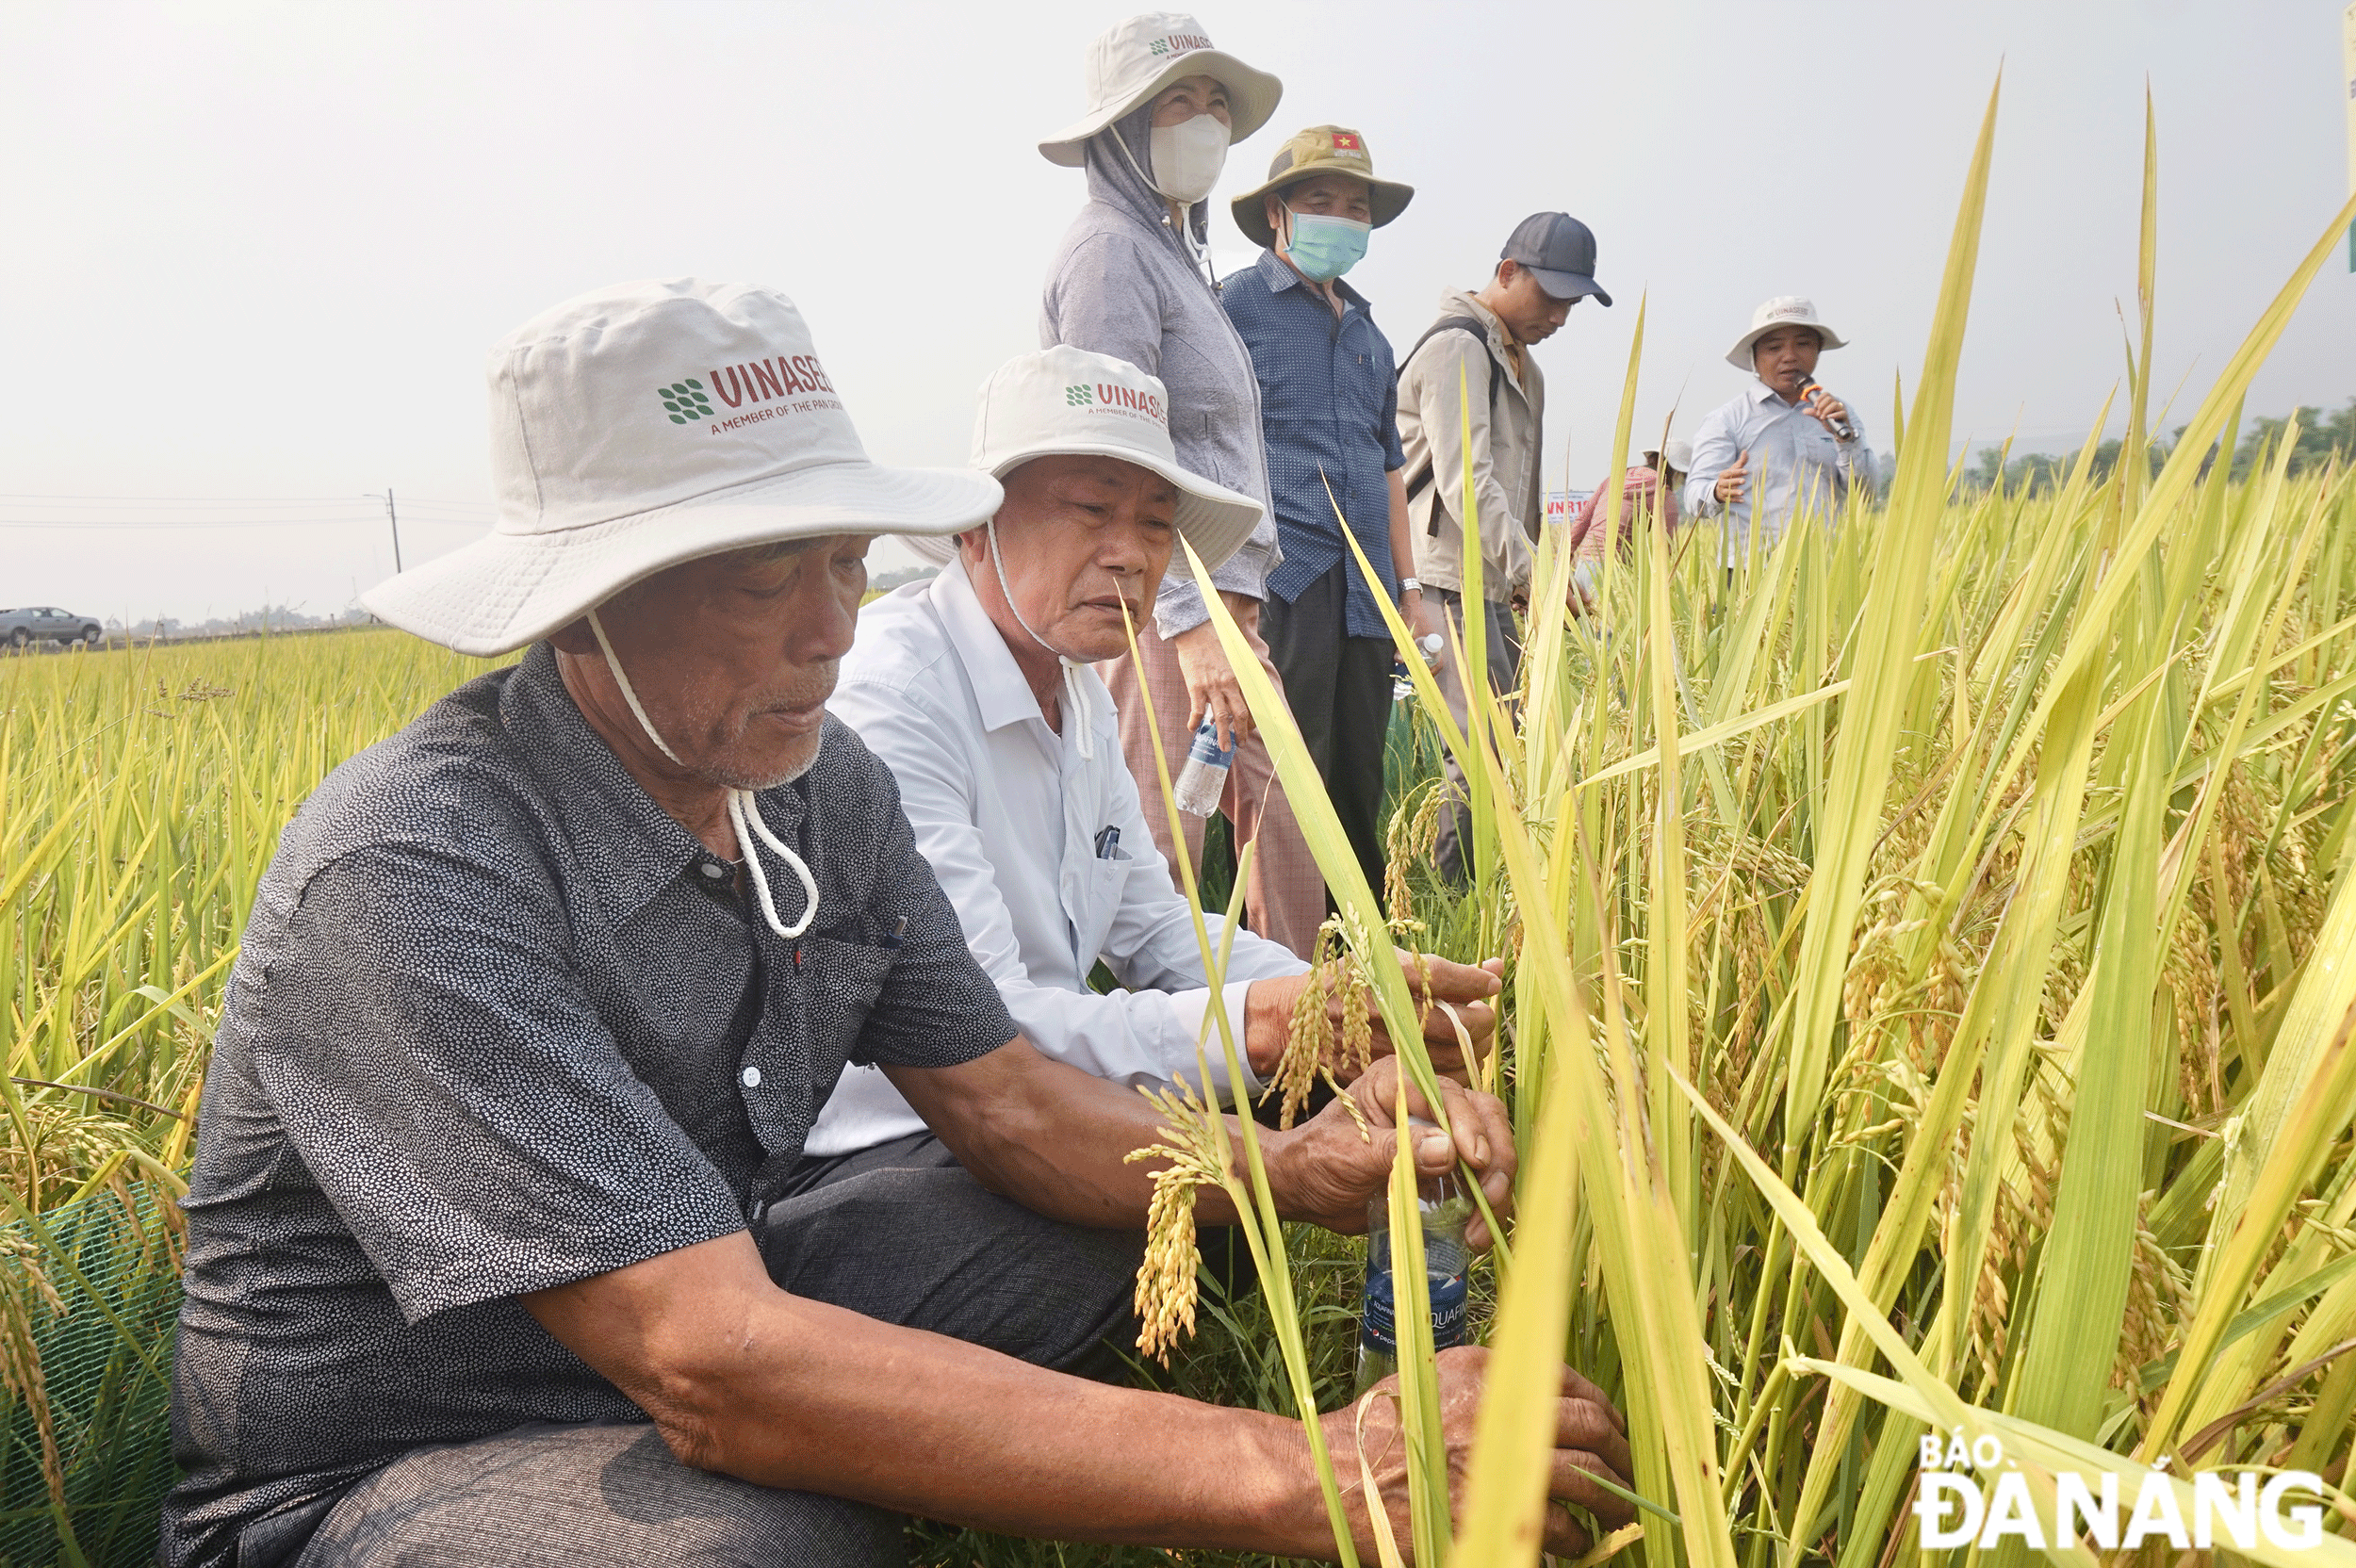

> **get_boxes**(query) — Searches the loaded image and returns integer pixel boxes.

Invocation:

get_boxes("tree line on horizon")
[1964,394,2356,496]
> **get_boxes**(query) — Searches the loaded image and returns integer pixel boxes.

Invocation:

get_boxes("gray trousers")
[1431,590,1523,884]
[291,1134,1143,1568]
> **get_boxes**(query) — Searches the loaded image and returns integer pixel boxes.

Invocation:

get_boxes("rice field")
[6,92,2356,1567]
[1153,91,2356,1566]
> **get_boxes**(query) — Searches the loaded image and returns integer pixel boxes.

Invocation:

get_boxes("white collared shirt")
[1681,378,1871,563]
[806,557,1307,1156]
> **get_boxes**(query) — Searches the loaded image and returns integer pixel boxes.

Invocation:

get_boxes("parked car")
[0,606,104,647]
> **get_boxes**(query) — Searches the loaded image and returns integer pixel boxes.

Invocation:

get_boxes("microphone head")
[1793,371,1854,436]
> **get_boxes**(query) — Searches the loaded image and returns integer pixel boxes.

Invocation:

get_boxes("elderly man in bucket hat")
[158,281,1634,1568]
[1683,296,1872,564]
[812,345,1506,1163]
[1219,125,1419,899]
[1039,10,1329,963]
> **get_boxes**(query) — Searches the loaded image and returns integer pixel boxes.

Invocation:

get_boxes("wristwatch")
[1399,577,1423,596]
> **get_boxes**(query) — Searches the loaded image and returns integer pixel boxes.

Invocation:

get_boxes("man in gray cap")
[1396,211,1610,883]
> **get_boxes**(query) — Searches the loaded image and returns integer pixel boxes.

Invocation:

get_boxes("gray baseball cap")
[1501,212,1612,306]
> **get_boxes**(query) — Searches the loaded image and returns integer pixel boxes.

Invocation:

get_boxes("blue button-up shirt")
[1681,378,1873,564]
[1221,248,1406,639]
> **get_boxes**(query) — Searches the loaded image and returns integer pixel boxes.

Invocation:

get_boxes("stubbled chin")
[711,728,826,792]
[715,755,819,792]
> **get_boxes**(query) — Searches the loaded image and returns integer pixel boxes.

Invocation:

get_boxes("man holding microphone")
[1683,297,1872,565]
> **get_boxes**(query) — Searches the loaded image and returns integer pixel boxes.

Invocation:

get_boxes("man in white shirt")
[1683,297,1871,564]
[815,345,1502,1159]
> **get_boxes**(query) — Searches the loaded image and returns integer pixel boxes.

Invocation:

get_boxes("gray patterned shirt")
[160,643,1017,1568]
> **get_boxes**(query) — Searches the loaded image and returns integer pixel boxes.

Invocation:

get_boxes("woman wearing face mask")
[1218,125,1418,901]
[1040,12,1327,961]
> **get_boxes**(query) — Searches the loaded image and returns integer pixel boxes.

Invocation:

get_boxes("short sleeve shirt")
[159,643,1016,1568]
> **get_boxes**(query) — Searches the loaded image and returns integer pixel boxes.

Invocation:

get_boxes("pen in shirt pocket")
[1093,825,1121,859]
[807,914,908,951]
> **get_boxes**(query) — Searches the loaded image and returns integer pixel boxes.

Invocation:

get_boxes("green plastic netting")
[0,1184,181,1568]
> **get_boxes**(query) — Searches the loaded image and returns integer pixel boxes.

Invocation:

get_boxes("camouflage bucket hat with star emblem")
[1229,124,1415,249]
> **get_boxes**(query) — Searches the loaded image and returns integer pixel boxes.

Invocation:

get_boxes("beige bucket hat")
[1726,296,1848,371]
[900,345,1263,576]
[362,280,1000,657]
[1037,11,1282,168]
[1228,124,1415,248]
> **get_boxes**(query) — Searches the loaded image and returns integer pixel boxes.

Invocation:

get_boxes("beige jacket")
[1397,288,1545,601]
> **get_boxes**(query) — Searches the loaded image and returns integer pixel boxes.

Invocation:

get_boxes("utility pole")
[364,488,403,573]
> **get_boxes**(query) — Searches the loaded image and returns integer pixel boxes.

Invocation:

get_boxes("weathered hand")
[1383,952,1503,1079]
[1331,1349,1636,1560]
[1170,593,1268,749]
[1244,955,1503,1084]
[1713,451,1750,503]
[1269,1056,1515,1247]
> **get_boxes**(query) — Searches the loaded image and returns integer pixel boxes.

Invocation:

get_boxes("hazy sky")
[3,0,2350,625]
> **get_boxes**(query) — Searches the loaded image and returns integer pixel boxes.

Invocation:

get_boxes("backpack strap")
[1399,317,1509,532]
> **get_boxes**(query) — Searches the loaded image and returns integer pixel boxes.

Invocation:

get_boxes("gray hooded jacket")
[1039,106,1279,637]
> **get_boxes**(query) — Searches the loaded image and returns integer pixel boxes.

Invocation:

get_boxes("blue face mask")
[1284,210,1371,282]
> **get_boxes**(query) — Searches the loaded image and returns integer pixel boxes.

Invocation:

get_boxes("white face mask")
[1146,113,1229,204]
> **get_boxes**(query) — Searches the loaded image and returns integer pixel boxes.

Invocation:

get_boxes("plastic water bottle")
[1355,1122,1474,1396]
[1170,707,1233,816]
[1417,632,1445,670]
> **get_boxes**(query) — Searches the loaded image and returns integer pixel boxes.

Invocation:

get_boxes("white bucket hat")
[362,278,1001,656]
[1726,296,1849,371]
[899,345,1263,576]
[1037,11,1283,168]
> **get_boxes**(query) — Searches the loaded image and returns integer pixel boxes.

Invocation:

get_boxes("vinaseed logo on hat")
[654,349,842,433]
[1066,380,1165,426]
[364,278,1000,658]
[907,344,1255,572]
[657,380,715,424]
[1148,30,1213,56]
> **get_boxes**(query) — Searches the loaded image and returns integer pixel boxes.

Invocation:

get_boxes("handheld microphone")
[1794,372,1856,442]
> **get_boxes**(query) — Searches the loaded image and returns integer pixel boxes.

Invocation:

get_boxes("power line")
[0,492,494,510]
[0,489,503,533]
[0,515,484,530]
[0,493,373,507]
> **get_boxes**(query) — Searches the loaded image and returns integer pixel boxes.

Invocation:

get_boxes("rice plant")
[1157,84,2356,1565]
[0,628,506,1566]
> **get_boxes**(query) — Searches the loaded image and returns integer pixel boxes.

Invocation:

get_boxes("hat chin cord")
[985,516,1095,761]
[1108,128,1217,285]
[584,610,820,941]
